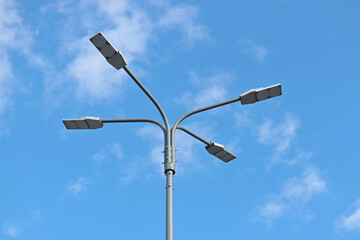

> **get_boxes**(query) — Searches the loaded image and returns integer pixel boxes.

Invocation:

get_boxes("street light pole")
[63,32,282,240]
[122,66,175,240]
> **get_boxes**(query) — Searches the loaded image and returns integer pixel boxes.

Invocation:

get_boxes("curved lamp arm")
[176,126,236,162]
[122,66,170,132]
[170,97,240,164]
[171,97,240,133]
[122,67,172,171]
[89,32,171,171]
[103,118,166,148]
[171,96,240,153]
[102,118,166,134]
[170,83,282,162]
[176,126,210,145]
[63,117,167,148]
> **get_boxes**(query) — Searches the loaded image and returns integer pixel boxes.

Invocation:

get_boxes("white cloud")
[0,54,13,114]
[42,0,209,101]
[238,38,268,61]
[136,124,164,141]
[254,167,326,224]
[67,177,88,196]
[92,142,143,184]
[64,0,152,100]
[283,167,326,203]
[337,199,360,233]
[2,221,18,237]
[257,114,299,154]
[92,142,123,164]
[235,111,313,167]
[66,41,128,100]
[120,160,142,184]
[0,0,31,48]
[158,4,209,46]
[175,71,232,110]
[0,0,33,115]
[255,113,310,166]
[234,109,252,129]
[258,201,285,219]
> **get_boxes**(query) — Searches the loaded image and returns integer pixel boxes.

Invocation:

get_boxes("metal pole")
[167,97,240,240]
[102,120,221,240]
[166,170,174,240]
[103,117,174,239]
[122,67,174,240]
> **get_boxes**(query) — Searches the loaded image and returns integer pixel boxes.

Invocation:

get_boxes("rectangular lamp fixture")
[63,117,103,130]
[89,32,127,70]
[206,142,237,162]
[240,83,282,105]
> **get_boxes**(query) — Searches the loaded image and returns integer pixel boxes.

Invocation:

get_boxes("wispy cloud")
[174,71,232,110]
[283,167,326,203]
[157,4,210,46]
[0,54,13,115]
[258,201,285,219]
[0,0,32,49]
[0,0,33,115]
[238,38,268,62]
[257,113,313,166]
[67,177,88,196]
[1,210,44,238]
[92,142,142,184]
[257,114,300,154]
[63,0,151,100]
[41,0,210,101]
[2,221,18,237]
[254,167,326,226]
[235,112,310,166]
[92,142,123,164]
[337,199,360,233]
[119,160,143,184]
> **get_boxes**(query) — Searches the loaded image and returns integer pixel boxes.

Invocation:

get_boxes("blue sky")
[1,0,360,239]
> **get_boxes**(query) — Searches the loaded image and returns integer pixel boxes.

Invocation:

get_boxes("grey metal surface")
[255,83,282,101]
[62,117,103,129]
[85,117,104,129]
[240,83,282,104]
[166,171,174,240]
[240,89,256,104]
[205,142,236,162]
[89,32,127,70]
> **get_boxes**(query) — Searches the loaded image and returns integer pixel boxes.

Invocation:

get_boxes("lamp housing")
[90,32,127,70]
[240,83,282,105]
[206,142,236,162]
[63,117,103,130]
